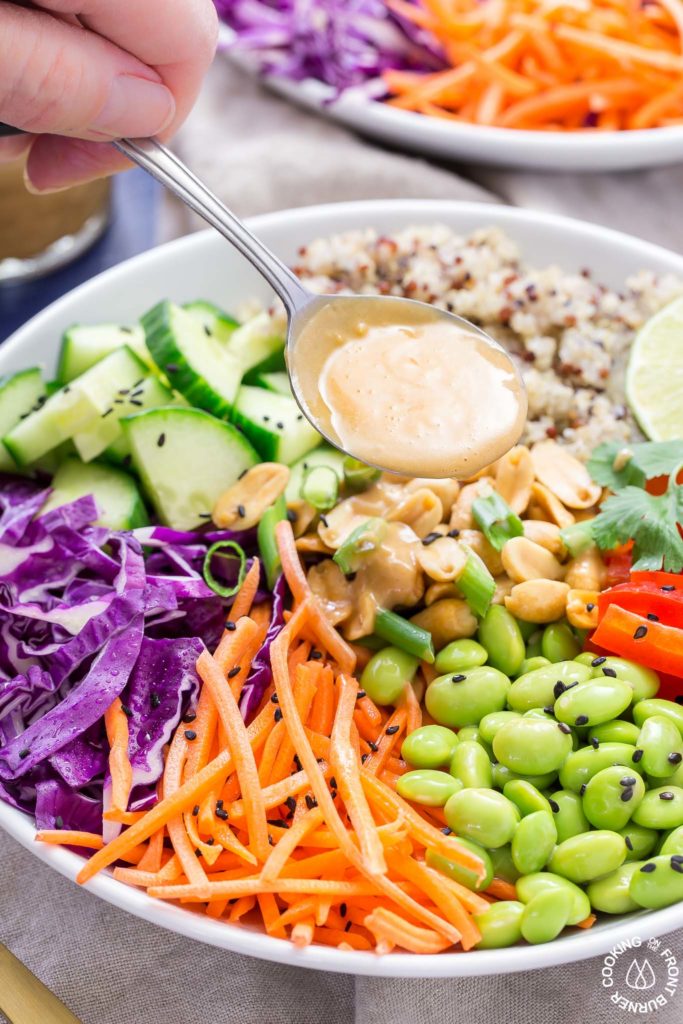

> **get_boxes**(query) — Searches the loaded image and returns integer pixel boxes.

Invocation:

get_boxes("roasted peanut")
[522,520,567,558]
[501,536,565,584]
[495,445,534,515]
[530,482,575,529]
[213,462,289,530]
[566,589,600,630]
[449,479,494,531]
[492,576,515,605]
[564,546,607,591]
[388,488,443,538]
[410,599,477,650]
[458,529,504,577]
[307,561,353,626]
[417,537,468,582]
[504,580,570,623]
[405,477,460,513]
[531,440,602,510]
[425,582,462,606]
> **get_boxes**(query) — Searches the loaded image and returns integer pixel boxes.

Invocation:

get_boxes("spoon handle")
[114,137,310,314]
[0,944,83,1024]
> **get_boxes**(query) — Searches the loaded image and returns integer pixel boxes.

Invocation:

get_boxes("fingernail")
[91,74,175,138]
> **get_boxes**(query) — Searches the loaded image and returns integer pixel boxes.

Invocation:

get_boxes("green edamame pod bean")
[574,652,598,668]
[549,830,627,883]
[508,661,592,713]
[559,743,642,794]
[516,656,551,676]
[589,721,641,745]
[630,855,683,909]
[401,725,459,769]
[525,631,544,660]
[457,726,481,744]
[633,698,683,735]
[434,639,488,674]
[396,769,462,807]
[591,657,660,704]
[632,786,683,829]
[619,824,659,862]
[449,741,493,789]
[582,765,645,831]
[521,888,573,944]
[426,842,494,893]
[489,844,521,883]
[660,825,683,856]
[425,667,511,728]
[541,622,581,663]
[554,677,632,728]
[504,780,552,817]
[516,871,591,925]
[444,788,520,848]
[479,711,521,746]
[657,759,683,790]
[491,763,557,791]
[493,718,573,776]
[549,789,590,842]
[360,646,418,706]
[517,619,538,643]
[479,606,526,677]
[637,716,683,778]
[587,862,643,915]
[474,901,525,949]
[512,810,557,874]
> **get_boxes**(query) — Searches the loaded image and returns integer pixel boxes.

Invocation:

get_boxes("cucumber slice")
[232,385,321,465]
[73,374,180,462]
[252,371,292,396]
[286,445,346,503]
[123,407,259,530]
[0,368,46,471]
[227,312,285,376]
[183,300,239,345]
[3,346,148,466]
[143,301,242,417]
[41,456,149,530]
[57,324,149,383]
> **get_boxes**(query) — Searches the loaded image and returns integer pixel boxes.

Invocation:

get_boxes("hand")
[0,0,218,191]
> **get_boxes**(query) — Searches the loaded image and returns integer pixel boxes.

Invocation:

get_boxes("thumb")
[0,4,175,140]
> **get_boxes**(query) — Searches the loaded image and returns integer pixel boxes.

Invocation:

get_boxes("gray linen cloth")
[2,57,683,1024]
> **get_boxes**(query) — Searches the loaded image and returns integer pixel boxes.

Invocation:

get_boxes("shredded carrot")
[228,557,261,622]
[104,697,133,816]
[576,914,598,929]
[36,830,104,850]
[364,908,453,954]
[486,877,518,901]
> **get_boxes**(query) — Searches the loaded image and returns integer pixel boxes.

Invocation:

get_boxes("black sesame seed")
[575,714,589,726]
[602,667,617,677]
[329,777,337,790]
[226,621,237,632]
[296,414,304,421]
[286,509,297,523]
[294,755,302,771]
[447,529,460,538]
[101,407,114,418]
[553,681,566,698]
[268,835,274,846]
[18,749,30,759]
[120,704,132,718]
[285,796,297,812]
[451,674,466,683]
[549,799,560,813]
[668,752,682,765]
[216,808,229,820]
[216,799,224,811]
[121,327,133,334]
[677,697,683,706]
[204,325,212,337]
[237,504,246,518]
[422,532,441,546]
[276,421,284,430]
[361,753,369,764]
[305,795,318,810]
[340,902,347,918]
[237,468,248,480]
[633,748,644,763]
[345,572,357,582]
[441,826,453,835]
[620,788,634,802]
[580,784,587,796]
[195,849,202,857]
[157,433,166,448]
[207,838,215,846]
[55,816,63,830]
[268,818,289,829]
[227,666,241,679]
[590,737,600,748]
[132,379,144,388]
[150,693,161,709]
[633,625,648,640]
[620,776,637,787]
[671,857,683,874]
[660,791,675,801]
[356,691,366,700]
[368,741,379,752]
[591,656,606,667]
[183,711,197,723]
[129,399,143,407]
[274,709,283,723]
[625,835,634,851]
[544,705,555,715]
[184,730,197,741]
[558,723,572,734]
[640,862,657,873]
[661,584,676,592]
[263,415,270,422]
[198,512,212,519]
[344,920,352,933]
[192,805,200,816]
[386,725,400,736]
[270,693,279,704]
[118,387,130,395]
[647,613,659,622]
[130,389,145,398]
[310,649,323,660]
[586,603,595,612]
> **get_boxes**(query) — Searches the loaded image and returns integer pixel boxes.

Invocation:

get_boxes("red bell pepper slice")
[598,582,683,629]
[629,570,683,590]
[592,604,683,680]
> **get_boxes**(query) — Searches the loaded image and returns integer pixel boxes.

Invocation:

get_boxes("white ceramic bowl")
[1,200,682,977]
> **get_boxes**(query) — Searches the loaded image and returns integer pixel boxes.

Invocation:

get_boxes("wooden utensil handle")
[0,944,82,1024]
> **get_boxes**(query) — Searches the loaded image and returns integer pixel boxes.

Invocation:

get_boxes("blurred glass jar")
[0,154,111,284]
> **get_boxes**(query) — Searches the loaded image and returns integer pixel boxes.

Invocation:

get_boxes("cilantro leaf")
[592,478,683,572]
[588,440,683,492]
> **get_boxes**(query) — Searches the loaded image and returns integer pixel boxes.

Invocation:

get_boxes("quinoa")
[285,224,683,459]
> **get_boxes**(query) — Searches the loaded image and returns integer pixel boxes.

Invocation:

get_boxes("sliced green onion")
[301,465,339,512]
[560,520,595,558]
[343,456,381,493]
[472,492,524,551]
[373,607,435,664]
[352,634,387,651]
[203,540,247,598]
[257,495,287,590]
[456,545,495,618]
[333,517,387,576]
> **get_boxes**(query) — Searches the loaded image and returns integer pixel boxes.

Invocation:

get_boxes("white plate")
[1,200,682,977]
[220,31,683,172]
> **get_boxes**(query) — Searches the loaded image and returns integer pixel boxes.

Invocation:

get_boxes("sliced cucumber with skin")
[252,371,292,396]
[227,312,285,376]
[0,368,46,471]
[242,347,287,385]
[57,324,149,383]
[41,456,149,530]
[232,385,321,465]
[72,374,180,462]
[3,346,148,466]
[183,300,239,345]
[143,301,242,417]
[285,445,346,503]
[123,406,258,530]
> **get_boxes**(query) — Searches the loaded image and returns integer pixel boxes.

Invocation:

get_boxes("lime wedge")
[626,294,683,440]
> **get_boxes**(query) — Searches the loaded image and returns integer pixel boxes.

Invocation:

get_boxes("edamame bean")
[637,715,683,778]
[550,789,590,842]
[474,901,525,949]
[632,786,683,830]
[633,698,683,735]
[516,871,591,925]
[558,743,642,793]
[630,855,683,909]
[541,622,581,663]
[657,759,683,789]
[449,741,493,789]
[554,677,632,728]
[425,667,511,728]
[619,824,659,862]
[512,810,557,874]
[504,780,552,817]
[457,726,481,744]
[589,721,641,745]
[525,631,544,660]
[493,718,573,776]
[587,862,643,915]
[591,657,660,704]
[582,765,645,831]
[491,763,558,791]
[549,830,627,883]
[517,656,551,676]
[517,619,538,643]
[508,661,592,713]
[426,842,494,893]
[444,788,520,848]
[574,652,597,668]
[660,825,683,855]
[478,606,526,677]
[521,888,573,944]
[401,725,459,769]
[479,711,522,746]
[360,646,418,706]
[489,844,521,883]
[434,639,488,674]
[396,769,462,807]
